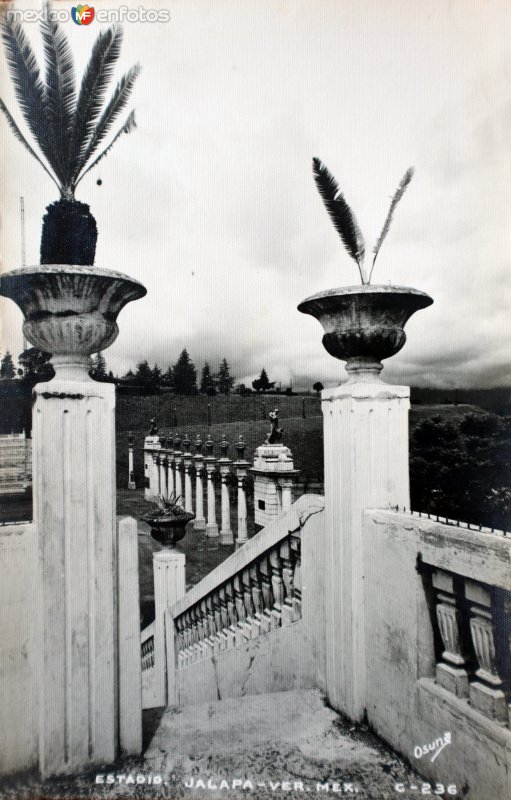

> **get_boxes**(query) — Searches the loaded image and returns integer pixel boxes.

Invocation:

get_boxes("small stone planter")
[298,284,433,379]
[142,512,195,548]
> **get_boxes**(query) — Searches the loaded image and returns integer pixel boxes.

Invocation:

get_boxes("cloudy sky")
[1,0,510,389]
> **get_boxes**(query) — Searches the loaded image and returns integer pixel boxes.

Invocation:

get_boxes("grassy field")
[115,393,482,490]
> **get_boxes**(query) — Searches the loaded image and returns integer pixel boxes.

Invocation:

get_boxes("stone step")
[133,689,419,799]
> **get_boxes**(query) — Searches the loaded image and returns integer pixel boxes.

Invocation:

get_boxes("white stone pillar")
[219,460,233,545]
[127,431,136,490]
[118,517,142,755]
[161,453,169,500]
[205,458,219,537]
[144,435,161,500]
[33,371,118,776]
[235,463,249,547]
[153,548,186,707]
[322,378,410,721]
[183,438,193,514]
[279,477,294,513]
[167,450,175,499]
[194,452,206,531]
[174,452,183,506]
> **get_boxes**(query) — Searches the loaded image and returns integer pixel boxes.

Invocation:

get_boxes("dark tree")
[18,347,53,381]
[200,362,216,394]
[313,381,324,395]
[161,366,174,389]
[173,349,197,394]
[0,351,15,379]
[217,358,234,394]
[252,368,273,393]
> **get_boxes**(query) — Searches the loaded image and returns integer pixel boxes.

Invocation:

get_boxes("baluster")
[431,569,469,698]
[218,586,229,630]
[219,435,233,545]
[224,580,238,648]
[200,599,208,641]
[233,574,251,642]
[466,579,508,725]
[190,606,199,644]
[193,435,206,530]
[167,441,175,498]
[234,436,250,547]
[290,534,302,620]
[241,567,259,637]
[212,591,223,632]
[206,596,216,637]
[269,547,284,628]
[154,453,162,496]
[279,540,295,625]
[204,436,219,537]
[173,434,183,505]
[161,452,169,499]
[183,435,193,513]
[257,555,274,633]
[225,579,238,626]
[175,616,184,653]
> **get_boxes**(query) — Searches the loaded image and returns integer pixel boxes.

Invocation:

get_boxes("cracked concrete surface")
[1,690,422,800]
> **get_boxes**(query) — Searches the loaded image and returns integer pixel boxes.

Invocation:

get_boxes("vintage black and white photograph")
[0,0,510,798]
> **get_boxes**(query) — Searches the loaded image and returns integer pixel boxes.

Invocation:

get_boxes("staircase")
[139,689,419,798]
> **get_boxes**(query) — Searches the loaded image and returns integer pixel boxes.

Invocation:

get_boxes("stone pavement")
[3,689,423,800]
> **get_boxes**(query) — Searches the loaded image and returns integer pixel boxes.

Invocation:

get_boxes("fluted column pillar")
[234,436,250,548]
[173,434,183,507]
[127,431,136,489]
[193,436,206,531]
[204,438,218,537]
[182,435,193,514]
[167,443,175,499]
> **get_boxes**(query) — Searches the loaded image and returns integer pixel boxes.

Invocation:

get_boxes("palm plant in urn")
[298,158,433,380]
[142,494,195,548]
[0,1,139,264]
[0,3,145,380]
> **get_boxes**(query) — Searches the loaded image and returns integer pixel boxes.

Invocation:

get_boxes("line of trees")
[126,350,236,395]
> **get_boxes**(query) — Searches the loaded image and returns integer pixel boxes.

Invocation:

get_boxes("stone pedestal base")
[153,549,186,706]
[128,480,136,490]
[220,528,234,545]
[206,522,219,537]
[32,378,117,777]
[193,517,206,531]
[436,663,469,697]
[469,681,509,725]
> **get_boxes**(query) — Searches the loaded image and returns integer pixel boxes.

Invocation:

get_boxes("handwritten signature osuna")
[414,732,452,763]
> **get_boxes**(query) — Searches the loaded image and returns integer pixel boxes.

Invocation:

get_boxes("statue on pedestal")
[267,408,283,444]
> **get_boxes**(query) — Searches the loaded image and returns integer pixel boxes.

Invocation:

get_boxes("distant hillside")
[411,387,510,415]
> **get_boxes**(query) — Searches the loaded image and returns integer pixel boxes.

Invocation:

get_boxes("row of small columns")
[145,434,251,547]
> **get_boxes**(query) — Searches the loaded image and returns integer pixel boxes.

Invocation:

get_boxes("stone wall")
[0,523,38,775]
[362,509,511,799]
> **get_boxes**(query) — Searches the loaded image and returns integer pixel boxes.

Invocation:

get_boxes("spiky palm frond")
[0,97,60,190]
[40,0,76,185]
[77,109,136,183]
[0,14,55,169]
[312,157,367,283]
[67,25,123,177]
[369,167,414,282]
[0,4,139,199]
[74,64,140,182]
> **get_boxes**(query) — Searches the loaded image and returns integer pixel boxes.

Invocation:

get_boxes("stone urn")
[298,285,433,380]
[142,511,195,547]
[0,265,146,380]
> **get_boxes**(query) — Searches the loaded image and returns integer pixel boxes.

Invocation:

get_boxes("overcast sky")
[1,0,510,389]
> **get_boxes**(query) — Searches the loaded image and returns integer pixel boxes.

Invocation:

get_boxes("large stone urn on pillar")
[298,283,432,720]
[0,265,146,776]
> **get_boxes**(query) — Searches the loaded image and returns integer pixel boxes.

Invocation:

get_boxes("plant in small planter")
[142,493,195,548]
[0,2,139,265]
[298,158,433,378]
